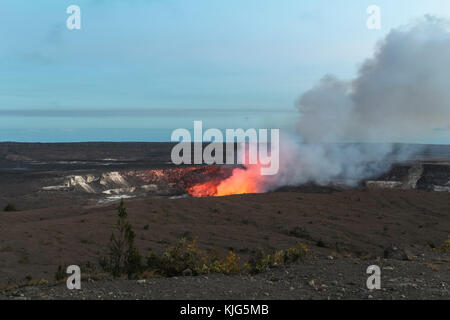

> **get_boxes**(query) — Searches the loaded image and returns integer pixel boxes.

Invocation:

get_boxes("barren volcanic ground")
[0,190,449,299]
[0,143,449,299]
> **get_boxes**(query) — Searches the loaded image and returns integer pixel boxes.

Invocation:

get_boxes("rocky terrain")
[0,142,449,300]
[1,143,450,211]
[1,252,449,300]
[0,189,449,300]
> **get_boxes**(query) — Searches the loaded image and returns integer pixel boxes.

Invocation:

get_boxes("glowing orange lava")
[188,164,265,197]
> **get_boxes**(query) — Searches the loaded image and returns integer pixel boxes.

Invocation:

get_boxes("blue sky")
[0,0,449,142]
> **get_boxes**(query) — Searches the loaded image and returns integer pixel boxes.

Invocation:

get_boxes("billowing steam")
[189,16,450,196]
[269,16,450,189]
[265,15,450,189]
[297,16,450,144]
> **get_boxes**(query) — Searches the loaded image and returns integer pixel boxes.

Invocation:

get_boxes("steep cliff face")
[366,162,450,192]
[42,166,236,199]
[416,164,450,191]
[44,162,450,200]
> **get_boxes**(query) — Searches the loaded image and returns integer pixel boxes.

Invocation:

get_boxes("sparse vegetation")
[99,202,310,279]
[146,238,219,277]
[145,238,309,277]
[248,242,309,274]
[100,200,143,278]
[440,236,450,253]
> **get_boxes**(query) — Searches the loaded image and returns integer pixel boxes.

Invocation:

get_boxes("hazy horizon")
[1,1,450,143]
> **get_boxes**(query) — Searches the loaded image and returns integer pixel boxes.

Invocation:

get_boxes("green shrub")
[147,238,208,276]
[146,239,245,277]
[248,249,274,274]
[248,242,309,274]
[100,200,142,278]
[208,251,242,275]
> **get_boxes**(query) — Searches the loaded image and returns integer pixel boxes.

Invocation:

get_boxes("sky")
[0,0,449,142]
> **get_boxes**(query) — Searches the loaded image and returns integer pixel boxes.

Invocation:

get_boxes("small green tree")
[101,200,142,278]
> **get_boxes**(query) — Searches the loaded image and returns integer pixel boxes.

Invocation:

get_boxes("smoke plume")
[272,16,450,189]
[297,16,450,144]
[189,17,450,196]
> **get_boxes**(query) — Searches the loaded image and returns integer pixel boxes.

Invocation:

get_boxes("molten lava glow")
[188,164,265,197]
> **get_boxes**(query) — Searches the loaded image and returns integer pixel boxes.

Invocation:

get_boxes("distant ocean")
[0,128,174,142]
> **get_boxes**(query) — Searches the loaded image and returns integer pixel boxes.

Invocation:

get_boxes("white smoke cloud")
[267,16,450,189]
[194,17,449,194]
[297,15,450,144]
